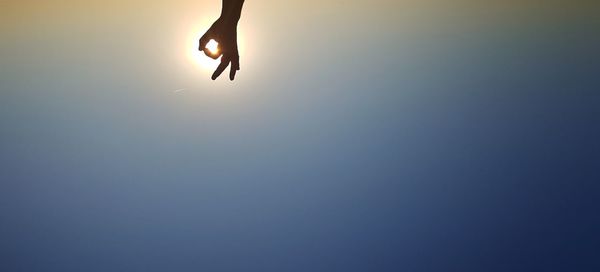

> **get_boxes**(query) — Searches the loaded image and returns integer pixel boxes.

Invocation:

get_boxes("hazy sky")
[1,1,599,271]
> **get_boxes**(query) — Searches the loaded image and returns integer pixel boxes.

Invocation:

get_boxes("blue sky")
[1,1,599,271]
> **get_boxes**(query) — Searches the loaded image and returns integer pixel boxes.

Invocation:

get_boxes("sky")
[1,1,600,271]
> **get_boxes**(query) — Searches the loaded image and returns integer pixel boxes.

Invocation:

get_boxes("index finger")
[198,32,211,51]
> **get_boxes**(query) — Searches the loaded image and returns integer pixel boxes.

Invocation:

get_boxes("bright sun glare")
[206,39,219,55]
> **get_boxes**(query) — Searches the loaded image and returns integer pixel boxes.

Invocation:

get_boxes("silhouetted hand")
[199,18,240,80]
[199,0,245,81]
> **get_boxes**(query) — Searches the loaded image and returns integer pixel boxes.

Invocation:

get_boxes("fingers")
[229,56,240,80]
[229,66,237,81]
[212,56,231,80]
[208,54,239,81]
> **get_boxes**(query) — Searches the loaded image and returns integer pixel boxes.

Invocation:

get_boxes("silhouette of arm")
[199,0,245,80]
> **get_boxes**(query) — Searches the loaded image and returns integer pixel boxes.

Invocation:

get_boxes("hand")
[199,18,240,80]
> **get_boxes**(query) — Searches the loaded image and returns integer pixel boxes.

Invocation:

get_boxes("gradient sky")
[1,1,599,271]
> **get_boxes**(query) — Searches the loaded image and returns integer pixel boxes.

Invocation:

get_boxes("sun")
[186,26,219,70]
[205,39,219,55]
[185,22,246,71]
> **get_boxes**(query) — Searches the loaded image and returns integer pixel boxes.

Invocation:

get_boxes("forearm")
[221,0,245,23]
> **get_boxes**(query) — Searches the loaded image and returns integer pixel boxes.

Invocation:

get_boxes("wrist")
[219,0,243,24]
[219,13,241,24]
[217,16,239,31]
